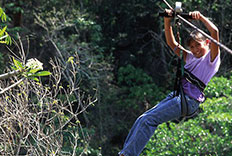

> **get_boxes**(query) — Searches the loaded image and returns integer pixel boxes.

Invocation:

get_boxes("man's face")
[189,40,208,58]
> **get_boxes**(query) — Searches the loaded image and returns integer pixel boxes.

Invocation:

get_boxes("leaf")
[3,14,7,22]
[0,26,7,37]
[5,33,12,45]
[29,68,41,74]
[0,10,6,22]
[67,56,74,64]
[12,57,23,70]
[0,8,6,22]
[0,41,6,44]
[11,66,17,70]
[34,71,51,77]
[29,77,39,82]
[0,8,2,17]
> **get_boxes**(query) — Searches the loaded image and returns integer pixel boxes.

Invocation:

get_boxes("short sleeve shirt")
[182,51,221,102]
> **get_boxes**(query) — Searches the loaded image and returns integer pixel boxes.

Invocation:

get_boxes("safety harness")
[184,69,206,92]
[170,2,206,123]
[172,59,205,123]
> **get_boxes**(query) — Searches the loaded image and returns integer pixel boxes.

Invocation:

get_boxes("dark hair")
[186,30,206,47]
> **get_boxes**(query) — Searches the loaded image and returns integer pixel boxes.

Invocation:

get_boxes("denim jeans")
[118,92,200,156]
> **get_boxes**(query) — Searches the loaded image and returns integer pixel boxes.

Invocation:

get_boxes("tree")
[0,8,100,155]
[0,39,101,156]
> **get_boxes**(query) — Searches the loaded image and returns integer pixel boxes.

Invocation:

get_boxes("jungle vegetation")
[0,0,231,155]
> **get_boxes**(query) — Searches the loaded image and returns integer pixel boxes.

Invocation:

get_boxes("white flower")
[26,58,43,70]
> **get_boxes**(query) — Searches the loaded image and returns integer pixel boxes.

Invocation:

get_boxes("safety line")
[163,0,174,11]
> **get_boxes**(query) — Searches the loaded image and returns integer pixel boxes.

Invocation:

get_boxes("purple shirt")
[182,51,221,102]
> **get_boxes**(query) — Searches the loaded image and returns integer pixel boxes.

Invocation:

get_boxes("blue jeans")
[118,92,200,156]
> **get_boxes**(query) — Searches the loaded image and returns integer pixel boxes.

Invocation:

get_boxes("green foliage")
[11,57,51,81]
[117,64,166,110]
[5,1,24,14]
[33,0,106,91]
[88,64,167,156]
[1,0,232,155]
[74,16,103,43]
[0,7,11,45]
[60,125,101,156]
[205,75,232,98]
[0,7,7,22]
[0,8,11,73]
[94,0,162,55]
[0,53,99,155]
[0,8,12,44]
[142,76,232,156]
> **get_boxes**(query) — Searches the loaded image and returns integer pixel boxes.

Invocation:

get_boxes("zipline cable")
[177,15,232,55]
[161,0,232,55]
[163,0,174,11]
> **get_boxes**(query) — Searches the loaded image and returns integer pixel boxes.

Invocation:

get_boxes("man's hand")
[165,9,174,17]
[189,11,202,20]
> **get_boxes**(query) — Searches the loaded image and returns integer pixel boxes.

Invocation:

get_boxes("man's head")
[186,30,210,58]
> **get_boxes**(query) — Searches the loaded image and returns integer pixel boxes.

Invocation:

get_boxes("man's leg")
[119,94,182,156]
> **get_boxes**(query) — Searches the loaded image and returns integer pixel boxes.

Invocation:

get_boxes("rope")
[172,14,189,118]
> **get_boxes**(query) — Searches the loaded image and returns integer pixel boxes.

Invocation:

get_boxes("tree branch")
[0,69,23,80]
[0,77,26,95]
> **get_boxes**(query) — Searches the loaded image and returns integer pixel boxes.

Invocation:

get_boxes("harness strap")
[180,82,188,117]
[173,57,189,117]
[177,69,206,119]
[184,69,206,92]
